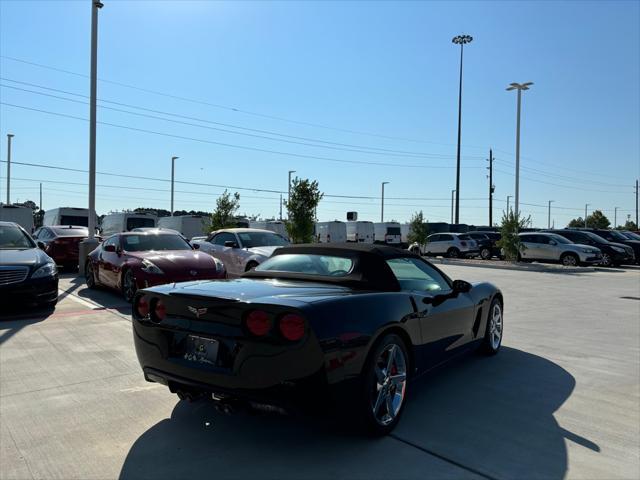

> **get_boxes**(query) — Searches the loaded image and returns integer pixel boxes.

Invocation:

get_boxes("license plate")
[184,335,219,365]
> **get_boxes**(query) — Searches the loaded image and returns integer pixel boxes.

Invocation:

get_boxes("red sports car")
[85,231,226,302]
[33,225,93,270]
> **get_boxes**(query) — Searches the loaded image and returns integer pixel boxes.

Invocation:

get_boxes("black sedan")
[132,244,503,435]
[580,228,639,264]
[0,221,58,307]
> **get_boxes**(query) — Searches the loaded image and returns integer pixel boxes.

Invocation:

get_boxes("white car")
[193,228,289,277]
[409,233,479,258]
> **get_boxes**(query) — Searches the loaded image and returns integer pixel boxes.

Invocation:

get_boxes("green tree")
[496,210,531,262]
[284,178,323,243]
[407,211,429,245]
[567,210,610,229]
[620,219,638,230]
[210,190,241,231]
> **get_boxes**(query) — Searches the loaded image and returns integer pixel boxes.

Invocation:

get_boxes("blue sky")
[1,0,638,227]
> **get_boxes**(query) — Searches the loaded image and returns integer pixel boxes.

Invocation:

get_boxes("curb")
[426,257,595,274]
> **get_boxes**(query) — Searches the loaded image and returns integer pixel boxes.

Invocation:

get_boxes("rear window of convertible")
[255,254,354,276]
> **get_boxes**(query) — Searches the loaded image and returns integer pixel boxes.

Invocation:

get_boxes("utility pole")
[487,149,494,226]
[279,193,282,220]
[506,82,533,219]
[170,156,179,215]
[614,206,619,228]
[584,204,590,228]
[79,0,103,273]
[452,34,473,225]
[547,200,554,229]
[450,189,456,224]
[287,170,296,219]
[39,183,42,212]
[636,179,638,228]
[6,133,14,204]
[381,182,389,222]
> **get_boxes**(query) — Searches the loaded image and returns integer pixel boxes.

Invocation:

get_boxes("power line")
[0,78,485,161]
[1,102,485,170]
[493,168,625,194]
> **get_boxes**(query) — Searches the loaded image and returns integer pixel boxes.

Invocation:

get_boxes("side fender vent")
[472,308,483,338]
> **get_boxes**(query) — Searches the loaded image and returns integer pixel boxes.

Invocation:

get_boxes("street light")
[450,189,456,224]
[506,82,534,219]
[5,133,14,204]
[381,182,389,222]
[548,200,554,229]
[584,204,590,228]
[614,206,619,228]
[507,195,513,214]
[170,156,179,215]
[452,34,473,224]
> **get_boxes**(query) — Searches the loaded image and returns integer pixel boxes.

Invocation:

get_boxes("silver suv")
[410,233,479,258]
[518,232,602,266]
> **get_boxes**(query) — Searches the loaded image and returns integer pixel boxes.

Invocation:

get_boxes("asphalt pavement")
[1,264,639,480]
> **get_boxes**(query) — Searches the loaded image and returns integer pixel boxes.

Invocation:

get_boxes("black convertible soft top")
[243,243,420,291]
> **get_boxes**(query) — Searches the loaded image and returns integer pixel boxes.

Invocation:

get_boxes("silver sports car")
[193,228,289,276]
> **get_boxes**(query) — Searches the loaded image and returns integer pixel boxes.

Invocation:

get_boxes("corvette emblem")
[188,306,208,318]
[190,270,198,276]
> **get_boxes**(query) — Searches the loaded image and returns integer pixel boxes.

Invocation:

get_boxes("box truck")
[0,205,34,232]
[346,221,374,243]
[100,212,157,236]
[158,215,211,240]
[315,221,347,243]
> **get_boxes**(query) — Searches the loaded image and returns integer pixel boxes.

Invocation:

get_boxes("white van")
[158,215,211,240]
[249,220,288,239]
[400,224,413,247]
[100,212,157,236]
[43,207,94,227]
[346,221,374,243]
[374,222,402,246]
[315,221,347,243]
[0,205,34,232]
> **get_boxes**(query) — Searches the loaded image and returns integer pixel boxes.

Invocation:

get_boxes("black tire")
[446,247,460,259]
[599,253,612,267]
[560,252,579,267]
[122,269,137,303]
[354,333,410,436]
[480,297,503,355]
[85,261,97,289]
[480,247,491,260]
[245,261,259,272]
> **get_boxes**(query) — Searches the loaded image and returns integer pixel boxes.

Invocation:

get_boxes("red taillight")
[279,313,305,341]
[154,299,167,321]
[246,310,272,336]
[136,296,150,317]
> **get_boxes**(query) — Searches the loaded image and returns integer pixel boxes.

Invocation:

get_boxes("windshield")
[549,234,571,244]
[583,232,608,244]
[121,234,192,252]
[238,231,289,248]
[256,254,353,276]
[52,227,88,237]
[0,225,36,249]
[60,215,89,226]
[127,217,156,230]
[605,230,628,241]
[622,231,640,240]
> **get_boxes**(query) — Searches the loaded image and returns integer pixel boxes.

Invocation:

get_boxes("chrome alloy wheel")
[371,344,407,426]
[489,303,503,350]
[562,254,577,266]
[123,270,137,302]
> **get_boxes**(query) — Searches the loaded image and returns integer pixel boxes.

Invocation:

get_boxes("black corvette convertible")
[132,244,503,434]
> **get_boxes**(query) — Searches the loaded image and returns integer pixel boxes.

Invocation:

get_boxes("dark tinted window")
[0,224,35,249]
[126,218,155,230]
[52,227,88,237]
[520,234,537,243]
[458,234,473,240]
[237,231,288,248]
[60,215,89,226]
[387,227,401,235]
[428,234,441,242]
[122,234,191,252]
[440,234,453,241]
[212,232,237,246]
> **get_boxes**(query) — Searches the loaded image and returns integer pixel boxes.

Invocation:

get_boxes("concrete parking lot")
[1,265,639,480]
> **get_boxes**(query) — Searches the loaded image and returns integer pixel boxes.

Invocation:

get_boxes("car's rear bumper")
[0,276,58,305]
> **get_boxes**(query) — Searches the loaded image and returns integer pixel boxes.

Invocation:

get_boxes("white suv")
[518,233,601,266]
[409,233,479,258]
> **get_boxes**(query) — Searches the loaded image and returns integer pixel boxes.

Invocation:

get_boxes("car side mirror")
[104,244,116,253]
[37,241,46,250]
[224,241,238,248]
[452,279,472,293]
[192,243,200,249]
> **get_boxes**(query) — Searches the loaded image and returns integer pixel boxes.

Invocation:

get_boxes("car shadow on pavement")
[118,347,596,480]
[64,273,133,315]
[0,304,54,344]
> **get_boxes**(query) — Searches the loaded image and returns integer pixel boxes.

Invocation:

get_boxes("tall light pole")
[381,182,389,222]
[5,133,14,204]
[170,156,179,215]
[547,200,554,229]
[584,204,590,228]
[450,189,456,224]
[79,0,103,273]
[452,34,473,224]
[507,195,513,214]
[506,82,533,219]
[614,206,619,228]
